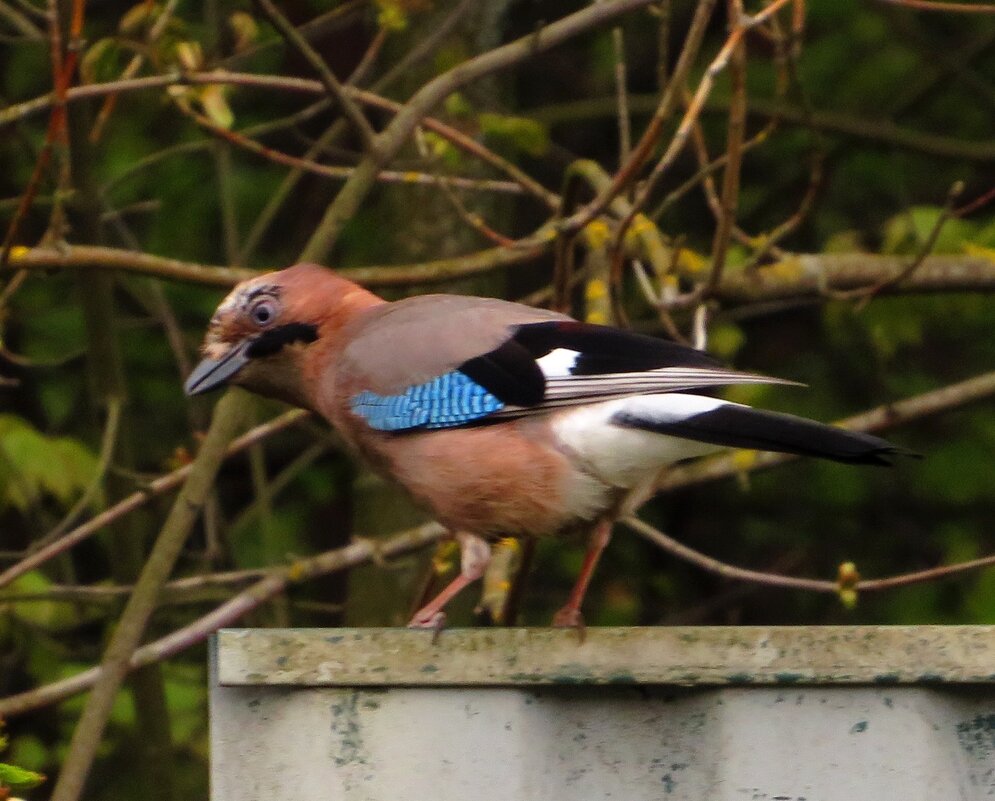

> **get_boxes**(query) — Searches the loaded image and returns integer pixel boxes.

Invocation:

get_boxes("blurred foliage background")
[0,0,994,798]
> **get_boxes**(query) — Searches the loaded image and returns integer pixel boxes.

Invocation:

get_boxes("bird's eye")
[250,300,277,327]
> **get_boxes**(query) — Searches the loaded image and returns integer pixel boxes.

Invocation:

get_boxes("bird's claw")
[551,606,587,643]
[408,610,447,643]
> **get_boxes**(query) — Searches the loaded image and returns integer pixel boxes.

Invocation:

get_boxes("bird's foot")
[404,532,490,637]
[407,609,446,628]
[407,609,447,643]
[551,605,587,643]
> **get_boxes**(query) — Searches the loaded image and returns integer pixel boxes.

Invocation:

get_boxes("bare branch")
[624,516,995,595]
[49,390,251,801]
[532,93,995,161]
[177,102,527,196]
[6,242,995,299]
[702,0,748,299]
[0,408,311,590]
[299,0,662,262]
[252,0,377,150]
[873,0,995,12]
[0,522,446,718]
[832,181,965,304]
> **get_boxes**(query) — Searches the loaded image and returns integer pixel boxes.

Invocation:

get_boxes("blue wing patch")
[350,371,505,432]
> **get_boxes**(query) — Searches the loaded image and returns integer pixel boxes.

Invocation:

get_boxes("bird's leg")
[408,531,491,629]
[552,518,613,630]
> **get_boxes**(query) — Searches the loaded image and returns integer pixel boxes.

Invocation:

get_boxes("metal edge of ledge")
[214,625,995,687]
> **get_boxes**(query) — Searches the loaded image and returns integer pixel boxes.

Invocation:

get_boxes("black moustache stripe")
[246,323,319,358]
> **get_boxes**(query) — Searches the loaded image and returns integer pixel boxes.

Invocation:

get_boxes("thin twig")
[88,0,181,142]
[612,0,794,293]
[624,517,832,591]
[253,0,378,150]
[237,0,476,264]
[531,91,995,161]
[0,0,75,286]
[0,69,560,207]
[566,0,719,236]
[830,181,964,304]
[0,408,311,590]
[30,397,122,553]
[220,0,367,71]
[624,516,995,595]
[0,0,43,37]
[412,129,517,247]
[177,103,526,195]
[649,128,767,221]
[873,0,995,12]
[0,522,446,718]
[229,441,328,532]
[955,184,995,216]
[346,26,387,87]
[701,0,748,299]
[300,0,660,263]
[612,27,632,169]
[742,154,823,269]
[49,391,250,801]
[375,0,471,89]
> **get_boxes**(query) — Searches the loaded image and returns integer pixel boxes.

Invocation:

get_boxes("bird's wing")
[339,294,570,395]
[342,312,797,433]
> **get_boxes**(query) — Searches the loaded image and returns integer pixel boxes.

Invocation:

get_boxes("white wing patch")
[536,348,581,377]
[551,394,732,488]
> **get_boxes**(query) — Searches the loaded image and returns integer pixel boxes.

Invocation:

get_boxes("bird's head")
[184,263,382,408]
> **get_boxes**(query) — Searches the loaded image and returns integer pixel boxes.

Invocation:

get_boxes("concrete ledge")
[214,625,995,686]
[211,627,995,800]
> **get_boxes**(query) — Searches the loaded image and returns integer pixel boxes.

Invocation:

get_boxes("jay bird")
[186,263,908,628]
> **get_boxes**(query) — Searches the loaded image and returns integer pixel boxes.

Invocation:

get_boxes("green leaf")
[708,322,745,361]
[0,762,46,791]
[198,85,234,129]
[443,92,473,118]
[228,11,258,54]
[119,2,160,35]
[1,571,99,632]
[420,131,461,169]
[478,113,549,157]
[880,206,975,256]
[80,38,124,85]
[0,415,100,512]
[375,0,409,32]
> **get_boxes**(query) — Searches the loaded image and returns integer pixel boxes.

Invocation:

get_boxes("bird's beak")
[184,339,252,396]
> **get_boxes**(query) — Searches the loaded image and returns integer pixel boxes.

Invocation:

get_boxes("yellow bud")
[585,278,608,301]
[837,560,861,588]
[628,214,655,237]
[838,588,858,610]
[174,41,203,72]
[582,220,611,250]
[677,250,707,274]
[432,540,459,575]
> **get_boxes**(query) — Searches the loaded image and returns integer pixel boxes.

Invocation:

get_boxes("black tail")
[614,403,917,466]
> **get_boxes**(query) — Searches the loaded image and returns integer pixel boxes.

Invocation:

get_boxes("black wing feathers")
[459,339,545,407]
[456,321,724,406]
[615,404,911,466]
[512,321,722,373]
